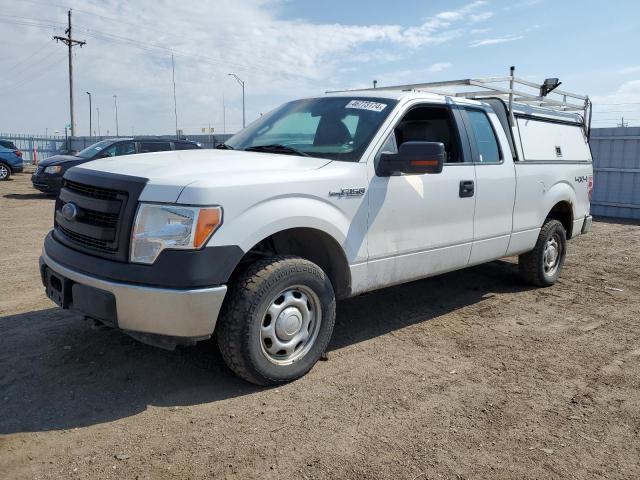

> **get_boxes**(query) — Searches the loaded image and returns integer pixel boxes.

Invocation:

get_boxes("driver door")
[364,102,476,291]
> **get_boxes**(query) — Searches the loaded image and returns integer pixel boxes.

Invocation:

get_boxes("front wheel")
[216,255,336,385]
[0,163,11,181]
[519,219,567,287]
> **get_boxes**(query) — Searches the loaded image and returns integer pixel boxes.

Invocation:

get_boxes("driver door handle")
[459,180,474,198]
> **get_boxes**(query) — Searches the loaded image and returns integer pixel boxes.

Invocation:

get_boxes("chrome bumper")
[40,249,227,338]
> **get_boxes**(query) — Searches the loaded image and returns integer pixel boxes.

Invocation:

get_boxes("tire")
[519,219,567,287]
[0,163,11,181]
[216,255,336,385]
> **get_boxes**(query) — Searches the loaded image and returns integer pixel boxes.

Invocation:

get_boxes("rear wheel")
[0,163,10,181]
[216,255,336,385]
[519,219,567,287]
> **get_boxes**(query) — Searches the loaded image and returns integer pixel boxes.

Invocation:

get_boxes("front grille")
[59,225,112,251]
[65,179,121,201]
[81,210,119,228]
[55,181,125,255]
[53,170,147,262]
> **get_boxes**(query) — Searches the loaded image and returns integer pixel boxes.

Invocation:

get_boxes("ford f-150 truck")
[39,73,593,385]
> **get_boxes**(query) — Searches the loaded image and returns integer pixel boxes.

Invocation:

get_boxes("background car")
[0,140,24,181]
[31,137,201,194]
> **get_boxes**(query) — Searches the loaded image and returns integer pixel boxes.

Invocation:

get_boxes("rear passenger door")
[462,107,516,264]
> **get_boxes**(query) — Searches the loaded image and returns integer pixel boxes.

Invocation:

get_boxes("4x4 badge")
[329,187,365,198]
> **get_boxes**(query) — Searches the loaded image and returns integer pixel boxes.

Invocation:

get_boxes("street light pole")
[113,95,119,137]
[96,107,101,137]
[228,73,245,129]
[86,91,92,137]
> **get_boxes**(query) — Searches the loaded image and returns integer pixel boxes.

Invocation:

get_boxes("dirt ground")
[1,171,639,480]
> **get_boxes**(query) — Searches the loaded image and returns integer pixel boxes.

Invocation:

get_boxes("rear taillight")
[15,150,23,158]
[587,175,593,201]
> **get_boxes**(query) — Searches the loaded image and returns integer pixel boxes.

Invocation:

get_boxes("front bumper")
[31,173,63,193]
[40,248,227,339]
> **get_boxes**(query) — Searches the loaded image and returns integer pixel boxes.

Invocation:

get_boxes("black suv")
[31,138,200,194]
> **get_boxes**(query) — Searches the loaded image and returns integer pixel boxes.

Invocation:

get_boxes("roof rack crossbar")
[328,66,592,134]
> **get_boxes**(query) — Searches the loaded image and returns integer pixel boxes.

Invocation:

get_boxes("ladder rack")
[329,67,592,133]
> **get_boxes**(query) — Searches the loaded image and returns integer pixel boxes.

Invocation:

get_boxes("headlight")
[44,165,62,174]
[130,203,222,264]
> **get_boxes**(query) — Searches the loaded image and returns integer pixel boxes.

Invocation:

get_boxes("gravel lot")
[1,171,639,479]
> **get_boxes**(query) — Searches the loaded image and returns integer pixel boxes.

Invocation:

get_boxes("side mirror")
[377,141,445,176]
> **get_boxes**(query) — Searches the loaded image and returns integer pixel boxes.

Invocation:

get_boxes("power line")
[0,51,67,95]
[594,102,640,106]
[0,43,60,82]
[0,12,301,78]
[0,41,56,78]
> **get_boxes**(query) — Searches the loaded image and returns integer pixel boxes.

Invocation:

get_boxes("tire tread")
[519,219,565,287]
[217,255,334,385]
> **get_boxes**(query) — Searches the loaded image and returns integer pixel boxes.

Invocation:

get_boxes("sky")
[1,0,640,136]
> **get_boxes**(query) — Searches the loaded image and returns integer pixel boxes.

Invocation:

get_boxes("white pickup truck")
[40,74,593,385]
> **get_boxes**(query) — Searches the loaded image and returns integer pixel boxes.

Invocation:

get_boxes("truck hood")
[74,149,332,202]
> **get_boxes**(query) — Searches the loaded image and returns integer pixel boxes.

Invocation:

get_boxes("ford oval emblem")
[61,202,78,221]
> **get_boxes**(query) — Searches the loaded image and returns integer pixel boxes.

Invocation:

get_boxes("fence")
[0,133,234,164]
[590,127,640,220]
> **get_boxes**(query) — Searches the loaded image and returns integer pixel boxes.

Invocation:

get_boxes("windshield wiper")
[244,144,310,157]
[215,143,234,150]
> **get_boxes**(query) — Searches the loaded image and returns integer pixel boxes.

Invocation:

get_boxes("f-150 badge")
[329,187,366,198]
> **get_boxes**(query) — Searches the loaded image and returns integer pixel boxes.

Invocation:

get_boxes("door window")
[377,105,463,166]
[174,142,200,150]
[139,142,171,153]
[466,110,501,163]
[101,141,136,157]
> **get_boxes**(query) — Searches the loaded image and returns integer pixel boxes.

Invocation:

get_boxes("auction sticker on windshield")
[345,100,387,112]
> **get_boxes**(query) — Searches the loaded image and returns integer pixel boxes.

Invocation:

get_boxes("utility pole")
[96,107,101,137]
[617,116,628,128]
[223,95,226,135]
[171,54,179,138]
[113,95,119,136]
[86,92,91,137]
[54,10,86,138]
[228,73,245,129]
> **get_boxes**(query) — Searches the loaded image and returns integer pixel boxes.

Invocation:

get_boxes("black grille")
[65,179,121,201]
[59,225,112,251]
[81,210,119,228]
[53,170,147,262]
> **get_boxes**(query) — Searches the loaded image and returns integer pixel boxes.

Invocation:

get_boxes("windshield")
[75,140,115,159]
[225,97,397,161]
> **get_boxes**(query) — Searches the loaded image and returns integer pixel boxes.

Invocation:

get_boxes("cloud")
[590,80,640,126]
[469,12,494,23]
[427,62,453,73]
[620,66,640,75]
[366,63,454,88]
[470,35,524,47]
[0,0,487,134]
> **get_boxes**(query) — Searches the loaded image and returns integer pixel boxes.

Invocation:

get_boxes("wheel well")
[0,161,11,172]
[234,228,352,299]
[546,201,573,238]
